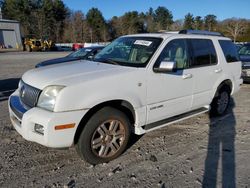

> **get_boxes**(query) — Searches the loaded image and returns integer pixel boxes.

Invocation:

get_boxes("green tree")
[121,11,144,34]
[194,16,203,30]
[1,0,33,36]
[145,7,157,32]
[154,6,173,30]
[1,0,67,41]
[41,0,67,41]
[109,16,123,39]
[204,14,217,31]
[52,0,68,41]
[86,8,107,42]
[183,13,194,29]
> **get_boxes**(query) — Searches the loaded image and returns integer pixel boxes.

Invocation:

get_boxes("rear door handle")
[183,73,193,79]
[215,68,222,73]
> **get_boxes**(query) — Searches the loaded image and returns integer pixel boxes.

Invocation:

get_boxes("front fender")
[54,71,147,112]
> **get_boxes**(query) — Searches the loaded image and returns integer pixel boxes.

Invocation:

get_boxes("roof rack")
[179,30,224,37]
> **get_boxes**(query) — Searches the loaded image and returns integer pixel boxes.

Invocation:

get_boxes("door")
[146,39,194,124]
[187,39,222,109]
[2,30,17,48]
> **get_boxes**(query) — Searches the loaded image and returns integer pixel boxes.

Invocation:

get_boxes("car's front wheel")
[75,107,131,164]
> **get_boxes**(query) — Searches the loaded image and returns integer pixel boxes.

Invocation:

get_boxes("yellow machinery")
[42,39,55,51]
[24,38,55,52]
[24,38,43,52]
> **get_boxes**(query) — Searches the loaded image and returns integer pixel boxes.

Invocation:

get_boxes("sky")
[63,0,250,21]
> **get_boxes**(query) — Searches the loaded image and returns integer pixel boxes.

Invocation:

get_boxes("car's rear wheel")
[210,86,230,116]
[75,107,131,164]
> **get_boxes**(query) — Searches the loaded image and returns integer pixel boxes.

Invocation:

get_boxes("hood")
[22,60,136,89]
[35,57,80,68]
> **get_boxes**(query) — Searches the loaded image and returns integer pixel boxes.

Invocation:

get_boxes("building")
[0,8,22,49]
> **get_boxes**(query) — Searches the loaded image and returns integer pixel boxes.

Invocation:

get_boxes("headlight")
[37,85,65,111]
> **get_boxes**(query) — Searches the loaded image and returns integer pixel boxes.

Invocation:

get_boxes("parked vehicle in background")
[56,46,72,51]
[238,43,250,82]
[24,38,55,52]
[9,30,242,164]
[35,46,104,68]
[235,43,243,51]
[24,38,43,52]
[72,43,84,51]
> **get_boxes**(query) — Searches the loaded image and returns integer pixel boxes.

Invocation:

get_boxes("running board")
[142,107,209,132]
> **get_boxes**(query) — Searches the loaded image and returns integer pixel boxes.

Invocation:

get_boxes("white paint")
[8,32,243,147]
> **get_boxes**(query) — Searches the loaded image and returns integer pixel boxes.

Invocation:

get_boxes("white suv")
[9,30,242,164]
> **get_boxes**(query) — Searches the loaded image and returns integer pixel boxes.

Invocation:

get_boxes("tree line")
[1,0,250,43]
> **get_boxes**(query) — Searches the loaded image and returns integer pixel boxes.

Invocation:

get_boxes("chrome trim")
[19,80,41,108]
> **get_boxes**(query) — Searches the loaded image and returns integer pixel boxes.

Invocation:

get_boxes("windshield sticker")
[134,40,152,46]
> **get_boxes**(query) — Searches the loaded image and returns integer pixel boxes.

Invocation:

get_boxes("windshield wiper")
[94,58,119,65]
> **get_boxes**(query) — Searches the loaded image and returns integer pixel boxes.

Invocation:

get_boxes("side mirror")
[87,55,94,60]
[154,61,177,73]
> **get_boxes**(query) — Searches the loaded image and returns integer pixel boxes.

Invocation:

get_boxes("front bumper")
[242,69,250,82]
[8,91,87,148]
[242,76,250,82]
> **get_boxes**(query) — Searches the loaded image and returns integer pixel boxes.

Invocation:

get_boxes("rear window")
[219,40,239,63]
[189,39,217,67]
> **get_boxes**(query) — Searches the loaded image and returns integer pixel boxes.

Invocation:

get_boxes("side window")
[97,49,103,53]
[219,40,239,63]
[92,49,98,55]
[156,39,189,69]
[189,39,217,67]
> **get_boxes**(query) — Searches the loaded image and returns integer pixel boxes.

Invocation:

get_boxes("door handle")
[214,68,222,73]
[182,73,193,79]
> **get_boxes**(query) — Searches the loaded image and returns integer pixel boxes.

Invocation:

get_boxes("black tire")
[210,86,230,116]
[75,107,131,164]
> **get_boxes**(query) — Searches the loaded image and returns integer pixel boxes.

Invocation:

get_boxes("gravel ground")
[0,52,250,187]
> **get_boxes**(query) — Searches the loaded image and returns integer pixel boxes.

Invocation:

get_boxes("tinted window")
[68,48,90,58]
[219,40,239,63]
[238,44,250,55]
[189,39,217,67]
[156,39,189,69]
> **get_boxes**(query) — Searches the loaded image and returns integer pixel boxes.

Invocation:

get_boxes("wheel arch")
[74,99,136,145]
[214,79,233,98]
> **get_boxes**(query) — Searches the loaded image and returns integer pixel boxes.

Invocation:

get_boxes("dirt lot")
[0,52,250,187]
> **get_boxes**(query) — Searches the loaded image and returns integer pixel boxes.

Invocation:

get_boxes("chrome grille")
[19,80,41,108]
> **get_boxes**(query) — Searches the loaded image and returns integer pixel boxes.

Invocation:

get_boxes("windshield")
[68,48,92,58]
[239,45,250,55]
[94,37,162,67]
